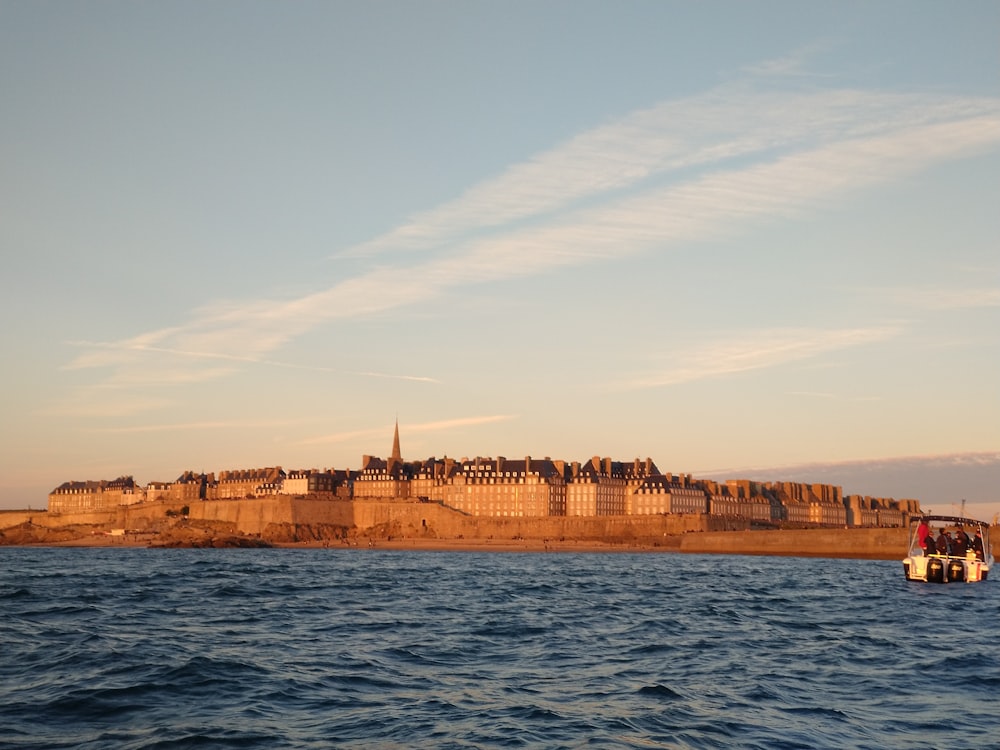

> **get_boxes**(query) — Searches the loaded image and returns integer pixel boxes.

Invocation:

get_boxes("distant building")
[281,468,351,496]
[845,495,906,527]
[145,480,172,503]
[48,476,141,513]
[354,420,410,499]
[631,474,707,515]
[213,467,284,499]
[441,455,567,517]
[44,422,924,526]
[171,471,213,503]
[566,457,629,516]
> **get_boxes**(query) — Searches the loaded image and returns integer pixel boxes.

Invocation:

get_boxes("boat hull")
[903,554,990,583]
[902,514,993,584]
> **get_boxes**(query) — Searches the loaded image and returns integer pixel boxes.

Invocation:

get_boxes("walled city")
[47,424,918,528]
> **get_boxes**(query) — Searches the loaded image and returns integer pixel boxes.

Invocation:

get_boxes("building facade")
[46,425,921,526]
[48,476,141,513]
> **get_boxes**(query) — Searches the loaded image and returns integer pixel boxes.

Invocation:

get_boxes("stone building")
[703,480,773,522]
[352,424,571,516]
[408,456,458,500]
[769,481,846,526]
[44,422,924,526]
[145,480,172,503]
[566,457,629,516]
[213,468,284,499]
[47,476,141,513]
[707,485,740,518]
[354,421,410,499]
[440,455,568,517]
[170,471,213,503]
[282,469,351,496]
[844,495,906,527]
[630,474,708,515]
[620,458,663,513]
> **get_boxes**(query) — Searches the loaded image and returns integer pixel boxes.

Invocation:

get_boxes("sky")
[1,1,998,519]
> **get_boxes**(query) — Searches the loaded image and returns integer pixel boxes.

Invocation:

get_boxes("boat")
[902,514,993,583]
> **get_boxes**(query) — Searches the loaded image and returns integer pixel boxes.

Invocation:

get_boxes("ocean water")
[1,549,997,750]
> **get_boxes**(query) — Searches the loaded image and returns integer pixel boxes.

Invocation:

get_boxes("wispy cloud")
[625,325,901,389]
[85,418,316,434]
[863,286,1000,311]
[298,414,516,446]
[697,451,1000,507]
[740,47,824,78]
[62,76,1000,404]
[407,415,517,432]
[344,87,1000,259]
[697,451,1000,481]
[788,391,882,402]
[39,392,173,418]
[67,339,439,384]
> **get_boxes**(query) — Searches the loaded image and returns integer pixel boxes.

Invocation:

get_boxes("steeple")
[391,418,401,464]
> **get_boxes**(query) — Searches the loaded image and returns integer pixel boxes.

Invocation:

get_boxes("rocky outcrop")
[260,522,349,544]
[0,522,92,545]
[149,521,272,548]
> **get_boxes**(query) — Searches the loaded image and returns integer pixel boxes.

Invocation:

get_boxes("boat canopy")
[910,514,989,526]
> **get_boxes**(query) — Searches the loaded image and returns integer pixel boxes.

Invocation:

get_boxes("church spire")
[390,417,401,464]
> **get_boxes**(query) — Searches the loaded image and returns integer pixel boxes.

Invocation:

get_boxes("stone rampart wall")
[679,527,908,559]
[3,499,987,561]
[192,496,292,535]
[0,510,41,527]
[348,499,729,540]
[23,508,124,527]
[187,496,356,535]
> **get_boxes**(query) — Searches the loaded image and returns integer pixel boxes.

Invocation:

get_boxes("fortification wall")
[0,500,761,539]
[0,510,44,527]
[191,496,291,535]
[186,496,355,535]
[349,500,729,541]
[17,508,120,528]
[290,498,355,528]
[1,498,972,561]
[679,527,907,559]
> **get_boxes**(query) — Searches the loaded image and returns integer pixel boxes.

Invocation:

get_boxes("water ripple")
[1,548,998,749]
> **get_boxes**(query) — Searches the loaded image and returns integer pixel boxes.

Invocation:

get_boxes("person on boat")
[917,518,931,554]
[971,530,985,561]
[952,528,969,556]
[923,531,938,555]
[935,530,952,556]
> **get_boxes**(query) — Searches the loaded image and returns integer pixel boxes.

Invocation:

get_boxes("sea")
[1,548,997,750]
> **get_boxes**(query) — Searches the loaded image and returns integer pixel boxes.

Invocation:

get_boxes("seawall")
[1,499,941,560]
[677,527,907,559]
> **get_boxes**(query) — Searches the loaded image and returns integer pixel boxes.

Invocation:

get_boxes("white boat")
[902,514,993,583]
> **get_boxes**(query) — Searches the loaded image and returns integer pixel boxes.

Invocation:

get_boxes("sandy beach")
[29,532,672,555]
[8,532,916,560]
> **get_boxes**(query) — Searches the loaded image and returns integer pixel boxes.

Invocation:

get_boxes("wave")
[1,549,997,749]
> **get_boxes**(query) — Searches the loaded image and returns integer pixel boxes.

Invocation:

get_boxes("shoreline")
[6,516,992,562]
[4,531,911,560]
[3,533,678,554]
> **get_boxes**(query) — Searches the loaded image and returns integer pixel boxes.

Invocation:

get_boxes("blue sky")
[2,1,998,518]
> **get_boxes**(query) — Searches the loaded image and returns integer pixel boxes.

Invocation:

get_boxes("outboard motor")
[947,560,966,583]
[927,558,945,583]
